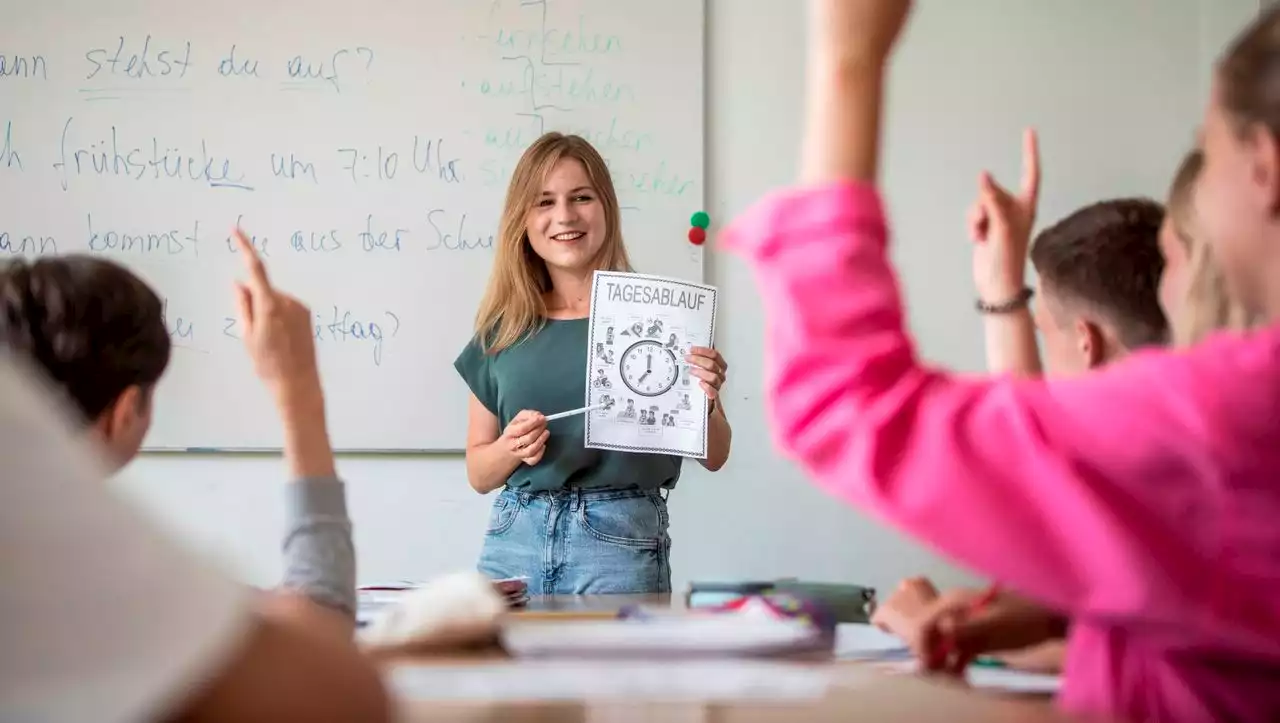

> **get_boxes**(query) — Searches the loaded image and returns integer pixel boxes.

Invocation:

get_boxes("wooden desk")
[386,595,1099,723]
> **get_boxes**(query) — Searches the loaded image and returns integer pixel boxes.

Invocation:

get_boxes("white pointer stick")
[544,402,608,421]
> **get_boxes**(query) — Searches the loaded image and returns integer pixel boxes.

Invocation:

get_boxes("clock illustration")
[619,339,679,397]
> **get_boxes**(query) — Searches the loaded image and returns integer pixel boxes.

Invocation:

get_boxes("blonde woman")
[454,133,732,595]
[1158,148,1258,345]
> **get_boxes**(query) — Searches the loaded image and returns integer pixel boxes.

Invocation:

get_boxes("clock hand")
[638,371,650,384]
[646,353,652,372]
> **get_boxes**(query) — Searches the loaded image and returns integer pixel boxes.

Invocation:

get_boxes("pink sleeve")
[720,181,1280,633]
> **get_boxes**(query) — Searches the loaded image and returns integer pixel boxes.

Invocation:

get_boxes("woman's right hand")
[501,410,549,466]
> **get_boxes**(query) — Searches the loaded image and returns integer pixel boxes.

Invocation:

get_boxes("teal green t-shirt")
[454,318,683,492]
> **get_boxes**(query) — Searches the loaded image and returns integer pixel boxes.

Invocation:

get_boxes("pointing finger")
[1020,128,1041,205]
[978,172,1015,223]
[234,282,254,334]
[234,228,273,298]
[967,200,987,243]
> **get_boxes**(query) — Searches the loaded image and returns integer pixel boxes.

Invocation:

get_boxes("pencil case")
[684,580,876,623]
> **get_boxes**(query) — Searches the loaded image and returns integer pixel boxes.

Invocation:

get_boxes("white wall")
[117,0,1261,596]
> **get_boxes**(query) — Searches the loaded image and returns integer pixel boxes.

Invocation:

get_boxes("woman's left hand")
[685,346,728,405]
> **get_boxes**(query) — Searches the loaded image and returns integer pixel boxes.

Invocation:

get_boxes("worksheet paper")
[584,271,718,458]
[835,624,1061,695]
[833,623,913,661]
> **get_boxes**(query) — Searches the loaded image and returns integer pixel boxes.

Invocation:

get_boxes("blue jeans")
[478,487,672,595]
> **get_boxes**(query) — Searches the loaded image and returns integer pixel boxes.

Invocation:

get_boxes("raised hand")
[968,128,1041,303]
[810,0,913,66]
[232,228,321,402]
[232,227,334,479]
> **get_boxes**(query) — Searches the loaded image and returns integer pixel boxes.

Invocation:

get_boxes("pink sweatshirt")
[721,181,1280,723]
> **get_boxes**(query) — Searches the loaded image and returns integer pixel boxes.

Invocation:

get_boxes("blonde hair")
[1166,149,1257,346]
[473,133,632,353]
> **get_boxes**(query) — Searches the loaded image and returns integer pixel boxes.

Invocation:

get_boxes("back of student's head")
[0,256,169,467]
[1030,198,1168,353]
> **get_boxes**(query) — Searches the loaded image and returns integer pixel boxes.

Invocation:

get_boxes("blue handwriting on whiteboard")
[0,231,57,256]
[161,298,195,341]
[1,121,22,170]
[271,152,318,183]
[359,215,408,252]
[0,53,47,79]
[290,228,342,253]
[218,44,261,78]
[283,47,373,92]
[426,209,493,251]
[53,117,253,191]
[318,306,401,366]
[336,137,461,184]
[225,217,270,256]
[84,35,192,80]
[86,214,200,256]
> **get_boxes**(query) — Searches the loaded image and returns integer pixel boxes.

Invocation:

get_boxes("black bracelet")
[975,287,1034,314]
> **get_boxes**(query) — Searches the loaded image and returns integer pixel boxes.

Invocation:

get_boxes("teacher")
[454,132,733,595]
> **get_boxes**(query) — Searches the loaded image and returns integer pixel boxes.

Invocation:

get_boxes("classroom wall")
[117,0,1261,596]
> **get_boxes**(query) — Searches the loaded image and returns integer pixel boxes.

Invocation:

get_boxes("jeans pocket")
[577,492,668,549]
[486,493,521,536]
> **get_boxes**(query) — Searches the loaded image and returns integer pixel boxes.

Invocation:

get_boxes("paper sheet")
[833,623,913,661]
[836,624,1060,694]
[502,616,827,658]
[389,660,831,702]
[879,661,1062,695]
[584,271,718,458]
[965,666,1062,694]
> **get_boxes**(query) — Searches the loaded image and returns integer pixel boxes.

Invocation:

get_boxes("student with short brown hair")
[0,235,392,722]
[875,132,1169,674]
[0,243,356,622]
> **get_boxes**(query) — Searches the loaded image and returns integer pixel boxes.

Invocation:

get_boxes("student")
[454,132,733,594]
[0,258,391,721]
[719,1,1280,721]
[969,135,1167,377]
[0,233,357,631]
[873,136,1169,675]
[886,147,1266,678]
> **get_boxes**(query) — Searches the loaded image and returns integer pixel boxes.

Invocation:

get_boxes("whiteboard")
[0,0,706,451]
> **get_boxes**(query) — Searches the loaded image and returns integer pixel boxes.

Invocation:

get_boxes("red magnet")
[687,227,707,245]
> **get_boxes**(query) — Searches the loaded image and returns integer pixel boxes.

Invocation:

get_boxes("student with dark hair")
[0,255,172,465]
[1026,198,1168,360]
[0,235,356,624]
[0,234,392,722]
[874,132,1168,674]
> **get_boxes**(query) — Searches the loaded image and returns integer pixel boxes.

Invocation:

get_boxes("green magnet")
[690,211,710,229]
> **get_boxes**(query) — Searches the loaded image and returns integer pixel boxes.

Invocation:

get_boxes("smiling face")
[525,158,608,275]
